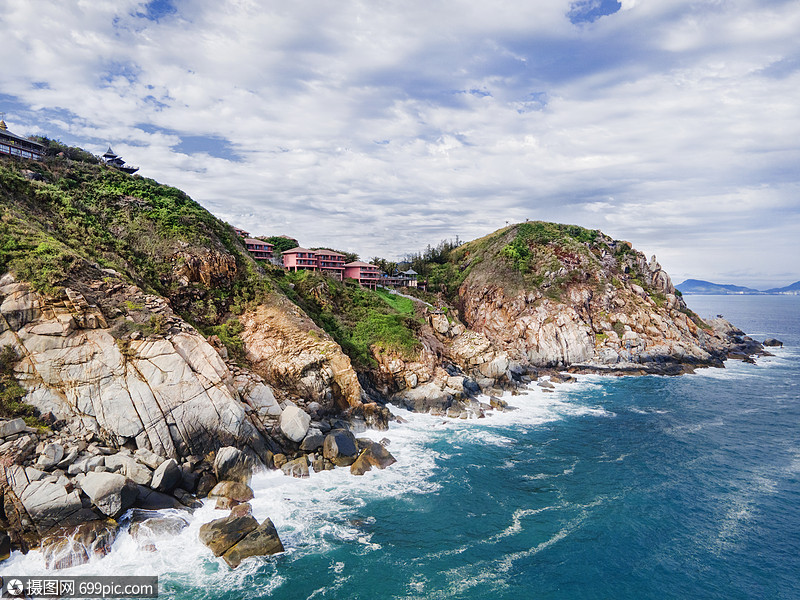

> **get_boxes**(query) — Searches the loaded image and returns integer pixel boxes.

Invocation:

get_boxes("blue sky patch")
[568,0,622,24]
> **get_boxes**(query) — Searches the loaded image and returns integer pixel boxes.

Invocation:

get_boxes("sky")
[1,0,799,288]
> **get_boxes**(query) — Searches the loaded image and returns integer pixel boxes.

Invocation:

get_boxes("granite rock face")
[0,275,266,459]
[239,300,365,411]
[455,233,761,373]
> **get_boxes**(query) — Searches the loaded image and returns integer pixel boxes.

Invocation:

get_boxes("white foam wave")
[1,375,615,591]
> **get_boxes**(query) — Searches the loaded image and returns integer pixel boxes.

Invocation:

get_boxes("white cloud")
[1,0,799,285]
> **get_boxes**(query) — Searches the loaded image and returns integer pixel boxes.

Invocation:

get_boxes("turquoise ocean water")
[3,295,799,599]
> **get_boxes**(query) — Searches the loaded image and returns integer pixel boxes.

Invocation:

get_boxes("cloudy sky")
[2,0,799,287]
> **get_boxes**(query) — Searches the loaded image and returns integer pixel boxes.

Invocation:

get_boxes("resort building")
[380,268,418,288]
[315,250,346,281]
[102,147,138,174]
[343,261,381,290]
[282,248,319,272]
[244,238,274,261]
[0,120,44,161]
[233,227,250,238]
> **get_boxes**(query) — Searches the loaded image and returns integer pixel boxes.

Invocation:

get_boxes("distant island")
[677,279,800,295]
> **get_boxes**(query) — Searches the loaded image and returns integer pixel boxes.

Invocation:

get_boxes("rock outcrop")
[0,274,267,459]
[454,225,764,374]
[240,298,365,411]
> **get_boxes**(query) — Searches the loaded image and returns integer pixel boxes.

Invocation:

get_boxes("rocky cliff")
[448,222,763,374]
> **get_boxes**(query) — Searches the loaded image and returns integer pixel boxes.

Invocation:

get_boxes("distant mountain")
[764,280,800,295]
[676,279,763,295]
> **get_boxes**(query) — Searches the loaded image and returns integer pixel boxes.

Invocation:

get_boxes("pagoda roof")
[0,123,45,148]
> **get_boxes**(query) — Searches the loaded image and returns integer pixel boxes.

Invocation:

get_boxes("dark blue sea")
[5,295,799,599]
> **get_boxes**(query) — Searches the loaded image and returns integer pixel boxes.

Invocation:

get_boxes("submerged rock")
[350,443,397,476]
[41,519,119,570]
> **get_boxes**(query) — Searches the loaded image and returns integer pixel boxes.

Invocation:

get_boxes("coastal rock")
[41,519,119,570]
[350,442,397,476]
[134,485,186,510]
[35,442,65,470]
[1,277,267,460]
[0,530,10,561]
[213,446,252,483]
[299,431,325,452]
[279,405,311,442]
[198,514,258,556]
[239,301,364,411]
[150,458,181,493]
[207,481,254,503]
[0,418,27,439]
[105,454,153,486]
[280,456,310,478]
[323,429,358,467]
[222,518,284,568]
[80,472,138,518]
[18,480,84,532]
[763,338,783,347]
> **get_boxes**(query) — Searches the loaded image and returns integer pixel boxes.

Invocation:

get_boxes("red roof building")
[343,261,381,289]
[315,250,346,280]
[282,247,319,272]
[244,238,274,261]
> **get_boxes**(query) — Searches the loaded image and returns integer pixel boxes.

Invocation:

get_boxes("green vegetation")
[0,346,46,428]
[278,271,421,367]
[203,318,247,365]
[262,236,299,254]
[0,152,272,339]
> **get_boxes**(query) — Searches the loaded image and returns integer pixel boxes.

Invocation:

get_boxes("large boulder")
[198,514,258,556]
[763,338,783,347]
[322,429,358,467]
[279,405,311,442]
[18,481,85,532]
[213,447,252,483]
[280,456,309,478]
[40,519,119,570]
[0,418,27,438]
[222,518,284,568]
[207,481,254,503]
[134,485,186,510]
[150,459,181,493]
[35,443,65,470]
[350,442,397,476]
[80,472,138,518]
[104,454,153,486]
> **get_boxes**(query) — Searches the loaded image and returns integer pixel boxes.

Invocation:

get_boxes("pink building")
[343,261,381,289]
[244,238,274,261]
[282,247,319,272]
[315,250,346,280]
